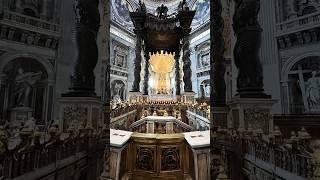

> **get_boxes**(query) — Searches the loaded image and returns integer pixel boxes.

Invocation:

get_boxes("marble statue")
[205,85,210,97]
[114,83,124,100]
[14,68,42,107]
[305,71,320,109]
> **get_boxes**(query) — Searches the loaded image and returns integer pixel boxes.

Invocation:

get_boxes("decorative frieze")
[0,24,59,49]
[277,28,320,49]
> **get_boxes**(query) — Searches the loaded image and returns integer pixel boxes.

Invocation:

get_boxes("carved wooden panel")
[160,146,180,171]
[135,145,156,172]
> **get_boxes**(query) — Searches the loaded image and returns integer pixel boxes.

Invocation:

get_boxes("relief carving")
[244,108,270,133]
[161,147,180,171]
[136,146,155,171]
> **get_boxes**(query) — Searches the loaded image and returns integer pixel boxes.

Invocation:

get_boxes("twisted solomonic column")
[132,34,143,92]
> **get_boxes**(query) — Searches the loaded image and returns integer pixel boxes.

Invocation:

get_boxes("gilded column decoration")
[233,0,268,98]
[64,0,100,97]
[211,0,226,106]
[132,34,142,92]
[175,51,181,95]
[143,52,150,95]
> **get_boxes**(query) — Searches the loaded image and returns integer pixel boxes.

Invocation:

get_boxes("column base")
[228,97,277,133]
[211,106,229,128]
[58,96,103,131]
[9,107,33,127]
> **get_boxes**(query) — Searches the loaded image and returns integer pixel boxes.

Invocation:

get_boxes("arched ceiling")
[111,0,209,32]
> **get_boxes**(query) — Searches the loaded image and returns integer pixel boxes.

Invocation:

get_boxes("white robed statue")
[305,71,320,110]
[14,68,42,107]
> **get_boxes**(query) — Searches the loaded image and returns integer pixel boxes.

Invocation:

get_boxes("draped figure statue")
[14,68,42,107]
[305,71,320,109]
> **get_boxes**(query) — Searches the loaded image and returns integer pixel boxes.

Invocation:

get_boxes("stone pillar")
[40,0,47,20]
[146,121,154,133]
[175,51,181,96]
[63,0,100,97]
[0,74,7,122]
[132,34,142,92]
[109,129,132,180]
[184,131,210,180]
[143,52,150,95]
[182,34,192,92]
[109,145,127,180]
[166,122,174,134]
[211,0,228,128]
[211,0,226,107]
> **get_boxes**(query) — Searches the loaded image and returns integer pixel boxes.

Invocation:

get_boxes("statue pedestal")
[128,91,143,104]
[59,96,103,131]
[182,92,196,104]
[228,97,277,133]
[10,107,33,127]
[211,106,229,128]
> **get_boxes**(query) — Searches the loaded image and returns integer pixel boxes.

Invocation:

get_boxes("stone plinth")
[228,97,277,133]
[10,107,33,127]
[211,106,229,128]
[59,96,103,131]
[184,130,210,180]
[110,129,132,180]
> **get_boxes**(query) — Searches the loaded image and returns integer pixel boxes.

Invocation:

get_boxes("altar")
[130,116,192,134]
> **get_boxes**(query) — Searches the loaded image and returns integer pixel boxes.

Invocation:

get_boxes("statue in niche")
[14,68,42,107]
[305,71,320,109]
[205,85,210,97]
[201,54,209,67]
[116,54,124,67]
[200,85,205,98]
[113,82,124,101]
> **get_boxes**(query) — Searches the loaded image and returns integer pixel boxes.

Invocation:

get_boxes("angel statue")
[14,68,42,107]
